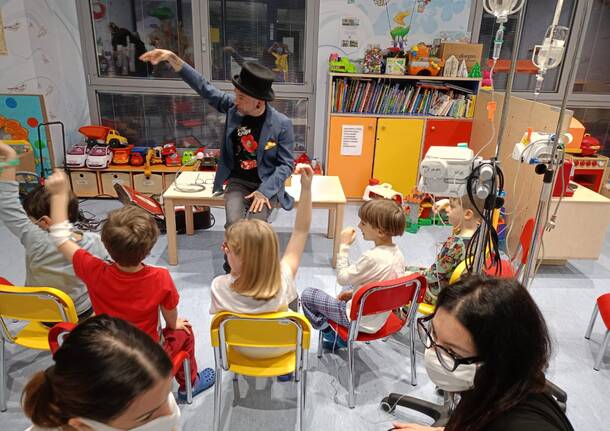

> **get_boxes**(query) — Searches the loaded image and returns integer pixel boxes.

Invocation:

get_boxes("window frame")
[76,0,319,155]
[471,0,610,108]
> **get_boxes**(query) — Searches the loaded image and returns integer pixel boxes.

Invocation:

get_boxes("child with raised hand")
[209,164,313,357]
[0,142,108,321]
[407,196,482,305]
[45,169,214,401]
[301,199,406,350]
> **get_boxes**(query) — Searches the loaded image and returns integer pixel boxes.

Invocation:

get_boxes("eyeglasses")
[417,314,480,372]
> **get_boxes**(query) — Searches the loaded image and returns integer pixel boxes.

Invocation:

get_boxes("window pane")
[209,0,306,84]
[573,0,610,94]
[269,98,307,152]
[478,0,575,92]
[91,0,193,79]
[97,93,308,152]
[571,108,610,158]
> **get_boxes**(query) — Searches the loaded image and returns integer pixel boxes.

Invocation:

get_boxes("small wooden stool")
[585,293,610,371]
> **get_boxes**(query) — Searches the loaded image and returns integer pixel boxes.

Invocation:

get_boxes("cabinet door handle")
[430,126,436,131]
[381,126,386,131]
[368,125,373,130]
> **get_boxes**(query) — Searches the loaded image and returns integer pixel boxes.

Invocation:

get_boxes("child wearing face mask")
[301,199,406,349]
[23,315,180,431]
[406,196,483,305]
[0,142,108,321]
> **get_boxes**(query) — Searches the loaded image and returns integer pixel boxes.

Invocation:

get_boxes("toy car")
[86,145,113,169]
[112,145,133,165]
[65,144,88,168]
[165,151,181,167]
[130,151,145,166]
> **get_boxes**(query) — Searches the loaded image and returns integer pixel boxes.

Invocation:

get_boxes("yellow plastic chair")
[210,311,311,431]
[0,283,78,412]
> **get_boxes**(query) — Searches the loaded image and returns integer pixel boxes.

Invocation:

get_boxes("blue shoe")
[322,329,347,351]
[277,373,293,382]
[178,368,215,402]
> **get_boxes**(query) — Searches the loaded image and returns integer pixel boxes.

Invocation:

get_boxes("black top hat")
[232,61,275,101]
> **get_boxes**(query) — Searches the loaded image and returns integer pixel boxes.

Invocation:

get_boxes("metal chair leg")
[1,338,5,412]
[296,371,304,431]
[183,358,193,405]
[585,304,599,339]
[213,367,222,431]
[231,373,239,407]
[409,314,417,386]
[317,331,323,358]
[347,340,355,409]
[594,330,610,371]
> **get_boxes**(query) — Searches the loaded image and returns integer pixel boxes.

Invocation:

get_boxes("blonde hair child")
[209,164,313,358]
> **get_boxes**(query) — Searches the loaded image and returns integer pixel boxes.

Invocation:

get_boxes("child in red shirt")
[45,170,214,401]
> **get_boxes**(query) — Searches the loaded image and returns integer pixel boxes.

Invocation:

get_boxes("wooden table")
[162,171,347,267]
[541,182,610,264]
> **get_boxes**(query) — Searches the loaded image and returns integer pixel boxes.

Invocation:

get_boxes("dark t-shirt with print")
[230,111,266,184]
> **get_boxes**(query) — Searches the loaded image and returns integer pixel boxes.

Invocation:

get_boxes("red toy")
[130,152,144,166]
[165,151,181,167]
[581,134,602,157]
[112,145,133,164]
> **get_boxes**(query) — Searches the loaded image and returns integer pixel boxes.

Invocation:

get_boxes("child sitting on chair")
[0,142,108,322]
[407,196,482,305]
[301,199,406,350]
[45,170,214,401]
[209,164,313,359]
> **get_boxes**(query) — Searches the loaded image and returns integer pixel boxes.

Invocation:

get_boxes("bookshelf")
[326,72,481,199]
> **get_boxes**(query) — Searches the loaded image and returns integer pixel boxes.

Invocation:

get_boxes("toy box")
[438,42,483,69]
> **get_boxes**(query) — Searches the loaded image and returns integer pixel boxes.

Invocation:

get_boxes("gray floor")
[1,200,610,430]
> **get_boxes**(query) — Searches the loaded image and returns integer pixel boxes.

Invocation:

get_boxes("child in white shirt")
[209,165,313,358]
[301,199,406,349]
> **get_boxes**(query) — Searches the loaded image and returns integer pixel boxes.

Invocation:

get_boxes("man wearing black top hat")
[140,49,295,230]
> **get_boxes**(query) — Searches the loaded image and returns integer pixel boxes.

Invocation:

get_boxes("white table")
[162,171,347,267]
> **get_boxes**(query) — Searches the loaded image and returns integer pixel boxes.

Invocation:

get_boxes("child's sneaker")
[178,368,215,402]
[277,373,293,382]
[322,329,347,351]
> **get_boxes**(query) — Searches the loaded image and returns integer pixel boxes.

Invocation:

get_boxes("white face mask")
[424,347,479,393]
[79,393,180,431]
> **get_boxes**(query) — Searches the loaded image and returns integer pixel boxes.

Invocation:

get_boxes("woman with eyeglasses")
[391,275,574,431]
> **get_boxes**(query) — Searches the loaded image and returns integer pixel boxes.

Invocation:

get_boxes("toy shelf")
[67,163,199,198]
[330,72,481,82]
[330,112,474,121]
[326,71,480,199]
[69,164,197,173]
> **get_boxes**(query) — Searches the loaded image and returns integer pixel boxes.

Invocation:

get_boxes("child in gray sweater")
[0,142,108,318]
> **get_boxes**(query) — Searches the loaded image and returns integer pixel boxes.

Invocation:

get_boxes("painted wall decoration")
[313,0,473,157]
[0,0,90,166]
[0,94,54,176]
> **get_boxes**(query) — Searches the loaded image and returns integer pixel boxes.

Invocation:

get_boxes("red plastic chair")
[317,274,426,408]
[585,293,610,371]
[511,218,535,280]
[48,322,194,404]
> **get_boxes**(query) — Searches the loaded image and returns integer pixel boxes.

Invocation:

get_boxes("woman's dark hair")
[438,275,551,431]
[22,315,172,428]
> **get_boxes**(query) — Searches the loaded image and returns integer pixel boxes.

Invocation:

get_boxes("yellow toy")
[408,43,444,76]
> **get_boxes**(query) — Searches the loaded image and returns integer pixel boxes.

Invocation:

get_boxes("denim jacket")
[179,63,295,210]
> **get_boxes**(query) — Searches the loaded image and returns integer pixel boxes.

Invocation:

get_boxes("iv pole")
[520,0,592,287]
[472,1,528,273]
